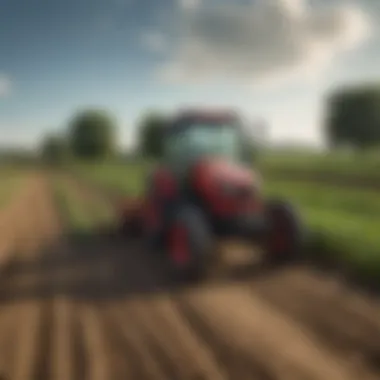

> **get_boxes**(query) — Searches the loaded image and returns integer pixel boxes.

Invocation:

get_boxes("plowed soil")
[0,175,379,380]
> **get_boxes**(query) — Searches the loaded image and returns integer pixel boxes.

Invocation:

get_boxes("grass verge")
[53,176,117,239]
[53,178,98,235]
[259,151,380,182]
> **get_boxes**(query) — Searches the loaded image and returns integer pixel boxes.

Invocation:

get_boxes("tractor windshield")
[164,122,249,169]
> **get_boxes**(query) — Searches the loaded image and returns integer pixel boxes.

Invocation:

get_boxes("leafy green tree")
[68,109,117,159]
[137,111,168,158]
[325,84,380,149]
[40,134,70,164]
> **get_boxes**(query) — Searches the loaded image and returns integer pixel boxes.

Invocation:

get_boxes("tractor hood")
[192,157,260,188]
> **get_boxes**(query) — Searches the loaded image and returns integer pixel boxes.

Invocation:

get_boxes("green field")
[71,161,149,195]
[53,177,115,234]
[265,181,380,276]
[71,158,380,284]
[259,151,380,181]
[72,150,380,190]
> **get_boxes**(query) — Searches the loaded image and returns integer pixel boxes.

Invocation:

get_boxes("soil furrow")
[176,284,356,380]
[51,297,75,380]
[0,305,24,379]
[106,303,169,380]
[71,305,87,380]
[33,301,54,380]
[129,297,228,380]
[78,303,111,380]
[251,268,380,374]
[10,302,43,380]
[90,302,139,380]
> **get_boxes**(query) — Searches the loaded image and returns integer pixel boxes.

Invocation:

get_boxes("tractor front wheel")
[166,205,213,283]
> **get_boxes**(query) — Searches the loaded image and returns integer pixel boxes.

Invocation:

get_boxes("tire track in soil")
[104,305,168,380]
[50,298,75,380]
[0,305,25,378]
[250,269,380,376]
[119,298,228,380]
[88,304,141,380]
[175,286,354,380]
[8,301,44,380]
[78,304,111,380]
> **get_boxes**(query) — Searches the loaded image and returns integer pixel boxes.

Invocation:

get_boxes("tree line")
[41,82,380,164]
[41,109,168,164]
[325,84,380,149]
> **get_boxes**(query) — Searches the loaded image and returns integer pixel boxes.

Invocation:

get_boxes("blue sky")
[0,0,379,149]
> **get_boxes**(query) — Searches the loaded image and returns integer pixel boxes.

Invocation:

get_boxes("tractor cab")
[163,110,254,176]
[157,110,261,234]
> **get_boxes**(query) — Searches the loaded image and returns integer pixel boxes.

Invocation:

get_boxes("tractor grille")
[235,185,255,199]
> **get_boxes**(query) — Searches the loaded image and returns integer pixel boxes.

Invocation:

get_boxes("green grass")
[258,151,380,180]
[53,176,116,234]
[70,159,380,284]
[265,180,380,277]
[53,178,96,233]
[264,180,380,219]
[73,161,148,195]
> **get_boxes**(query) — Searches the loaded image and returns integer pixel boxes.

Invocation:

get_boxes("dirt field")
[0,175,379,380]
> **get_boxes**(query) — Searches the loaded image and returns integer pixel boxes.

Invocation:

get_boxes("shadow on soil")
[0,228,378,305]
[0,229,285,304]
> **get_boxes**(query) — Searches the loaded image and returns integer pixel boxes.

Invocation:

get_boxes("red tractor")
[119,110,303,281]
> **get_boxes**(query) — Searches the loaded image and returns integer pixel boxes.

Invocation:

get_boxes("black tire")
[263,198,304,267]
[165,205,213,283]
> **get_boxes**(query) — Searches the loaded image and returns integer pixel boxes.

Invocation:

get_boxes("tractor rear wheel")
[263,198,304,267]
[166,205,213,283]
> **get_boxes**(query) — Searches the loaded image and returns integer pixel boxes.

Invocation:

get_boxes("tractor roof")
[171,109,240,125]
[165,109,243,137]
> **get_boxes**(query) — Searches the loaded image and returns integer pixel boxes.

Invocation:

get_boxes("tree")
[325,84,380,149]
[40,134,70,164]
[137,111,168,158]
[68,109,117,159]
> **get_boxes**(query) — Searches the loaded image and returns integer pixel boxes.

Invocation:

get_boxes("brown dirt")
[0,175,379,380]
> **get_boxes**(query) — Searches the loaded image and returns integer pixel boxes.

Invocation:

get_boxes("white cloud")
[158,0,372,87]
[0,75,12,98]
[178,0,202,11]
[141,31,167,53]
